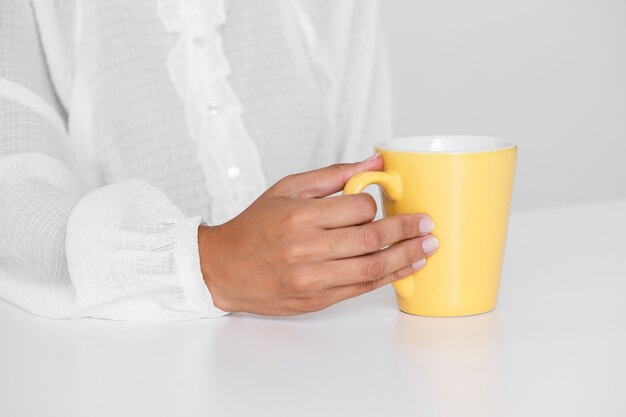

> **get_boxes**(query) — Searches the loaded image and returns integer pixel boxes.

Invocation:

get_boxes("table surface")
[1,199,625,417]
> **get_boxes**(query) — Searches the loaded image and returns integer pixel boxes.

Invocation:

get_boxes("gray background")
[382,0,626,210]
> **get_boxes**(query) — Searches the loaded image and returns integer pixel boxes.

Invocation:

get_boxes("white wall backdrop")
[382,0,626,211]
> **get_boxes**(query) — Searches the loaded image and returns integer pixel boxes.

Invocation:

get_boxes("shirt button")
[227,166,241,179]
[208,102,220,116]
[193,36,205,46]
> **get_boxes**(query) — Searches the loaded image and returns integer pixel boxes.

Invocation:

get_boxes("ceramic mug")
[343,136,517,316]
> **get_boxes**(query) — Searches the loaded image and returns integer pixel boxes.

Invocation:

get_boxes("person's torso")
[33,0,344,223]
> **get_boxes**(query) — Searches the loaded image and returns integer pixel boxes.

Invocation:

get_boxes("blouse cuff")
[176,215,229,318]
[65,178,230,320]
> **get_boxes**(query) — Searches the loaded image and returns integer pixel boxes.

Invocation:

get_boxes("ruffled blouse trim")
[157,0,267,225]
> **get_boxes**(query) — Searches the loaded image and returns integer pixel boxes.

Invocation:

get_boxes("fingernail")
[361,153,380,163]
[422,236,439,255]
[419,217,434,234]
[411,258,426,270]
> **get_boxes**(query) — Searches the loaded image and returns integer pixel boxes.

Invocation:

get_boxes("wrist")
[198,225,214,282]
[198,225,233,312]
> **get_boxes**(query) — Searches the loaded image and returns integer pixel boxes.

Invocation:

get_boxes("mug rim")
[375,135,517,154]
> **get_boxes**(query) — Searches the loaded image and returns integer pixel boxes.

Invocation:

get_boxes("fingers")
[321,259,428,310]
[321,233,439,287]
[312,193,378,228]
[269,154,383,199]
[275,259,427,315]
[322,213,435,259]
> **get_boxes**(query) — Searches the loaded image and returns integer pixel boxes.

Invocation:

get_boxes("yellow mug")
[344,136,517,317]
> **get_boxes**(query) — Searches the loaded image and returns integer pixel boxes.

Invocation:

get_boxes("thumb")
[271,153,382,198]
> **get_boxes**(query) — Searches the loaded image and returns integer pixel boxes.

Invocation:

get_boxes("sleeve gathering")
[65,179,227,320]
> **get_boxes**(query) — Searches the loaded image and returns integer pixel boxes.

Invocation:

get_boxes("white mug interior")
[377,135,516,154]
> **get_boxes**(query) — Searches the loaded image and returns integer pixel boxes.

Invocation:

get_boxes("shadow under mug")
[343,136,517,317]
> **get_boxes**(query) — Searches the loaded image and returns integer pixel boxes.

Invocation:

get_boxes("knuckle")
[327,163,345,175]
[284,243,308,263]
[387,270,402,283]
[403,242,416,265]
[363,256,385,280]
[360,279,379,294]
[271,175,294,194]
[326,163,351,183]
[394,268,413,282]
[400,215,417,239]
[361,227,383,251]
[289,272,313,293]
[282,205,308,227]
[279,173,298,186]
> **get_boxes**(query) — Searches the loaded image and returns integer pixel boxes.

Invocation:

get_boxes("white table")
[1,200,625,417]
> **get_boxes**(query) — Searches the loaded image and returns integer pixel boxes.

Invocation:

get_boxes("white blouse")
[0,0,390,320]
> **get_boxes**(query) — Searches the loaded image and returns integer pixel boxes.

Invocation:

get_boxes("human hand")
[198,154,439,315]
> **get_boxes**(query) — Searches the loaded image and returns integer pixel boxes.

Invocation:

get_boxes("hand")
[198,154,439,315]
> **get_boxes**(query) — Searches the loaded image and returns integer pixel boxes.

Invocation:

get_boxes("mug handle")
[343,171,414,299]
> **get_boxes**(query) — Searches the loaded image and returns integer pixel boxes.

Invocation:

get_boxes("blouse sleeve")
[0,0,226,320]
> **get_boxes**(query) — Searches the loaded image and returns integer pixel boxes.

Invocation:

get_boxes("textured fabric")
[0,0,391,320]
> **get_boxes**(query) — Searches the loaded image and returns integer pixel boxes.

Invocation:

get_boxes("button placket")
[159,0,268,225]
